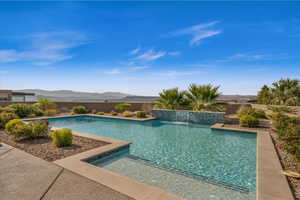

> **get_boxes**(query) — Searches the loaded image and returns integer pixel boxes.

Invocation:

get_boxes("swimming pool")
[48,116,256,198]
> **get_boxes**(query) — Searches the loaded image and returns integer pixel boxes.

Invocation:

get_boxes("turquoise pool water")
[48,116,256,192]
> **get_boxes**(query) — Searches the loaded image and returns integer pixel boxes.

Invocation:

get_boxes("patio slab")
[0,143,13,156]
[0,143,134,200]
[43,169,134,200]
[0,146,62,200]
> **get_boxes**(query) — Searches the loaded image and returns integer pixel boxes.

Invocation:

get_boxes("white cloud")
[158,70,202,77]
[228,53,266,61]
[134,49,166,61]
[168,51,181,56]
[219,53,269,62]
[0,31,88,66]
[104,68,121,75]
[129,47,140,55]
[0,50,19,63]
[173,21,221,46]
[128,66,149,70]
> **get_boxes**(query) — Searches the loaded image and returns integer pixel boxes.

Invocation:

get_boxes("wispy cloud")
[134,49,166,61]
[0,31,88,66]
[168,51,181,56]
[0,50,19,63]
[218,53,269,62]
[129,66,149,71]
[104,68,121,75]
[158,70,203,77]
[129,47,140,55]
[173,21,221,46]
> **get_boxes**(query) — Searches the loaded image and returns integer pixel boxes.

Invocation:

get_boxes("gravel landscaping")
[0,131,108,162]
[270,130,300,200]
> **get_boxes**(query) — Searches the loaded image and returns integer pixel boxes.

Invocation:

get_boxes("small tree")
[37,97,57,111]
[257,85,272,104]
[114,103,131,113]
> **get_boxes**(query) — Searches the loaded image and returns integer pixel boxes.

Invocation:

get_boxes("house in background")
[0,90,35,102]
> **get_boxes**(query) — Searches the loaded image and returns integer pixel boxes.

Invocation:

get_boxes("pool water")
[48,116,256,193]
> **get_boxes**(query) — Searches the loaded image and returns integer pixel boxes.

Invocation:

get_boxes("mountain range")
[16,89,257,103]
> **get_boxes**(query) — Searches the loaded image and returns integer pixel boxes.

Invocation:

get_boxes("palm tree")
[185,84,222,111]
[155,88,187,110]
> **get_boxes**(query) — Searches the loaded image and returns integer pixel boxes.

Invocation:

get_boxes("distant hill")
[16,89,257,103]
[16,89,131,102]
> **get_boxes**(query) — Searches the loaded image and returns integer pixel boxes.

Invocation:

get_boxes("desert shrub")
[8,104,35,118]
[239,115,259,128]
[5,119,24,134]
[136,111,146,118]
[44,109,57,116]
[29,121,49,138]
[110,111,118,116]
[0,112,19,128]
[96,112,105,115]
[32,105,44,116]
[5,119,30,139]
[36,98,56,111]
[269,112,300,130]
[238,107,266,119]
[0,106,16,113]
[123,111,134,117]
[267,106,296,114]
[114,103,131,113]
[51,128,73,147]
[72,106,89,114]
[5,119,49,139]
[284,139,300,160]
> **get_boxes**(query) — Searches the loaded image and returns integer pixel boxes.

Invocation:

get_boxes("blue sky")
[0,2,300,95]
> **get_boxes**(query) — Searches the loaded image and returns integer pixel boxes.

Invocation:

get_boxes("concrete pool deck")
[0,143,134,200]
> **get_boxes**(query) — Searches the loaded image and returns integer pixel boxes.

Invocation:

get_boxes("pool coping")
[42,115,293,200]
[211,123,294,200]
[24,113,156,122]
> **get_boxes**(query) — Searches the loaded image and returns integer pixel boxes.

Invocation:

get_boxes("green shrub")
[136,111,146,118]
[284,139,300,160]
[36,98,56,111]
[5,119,49,139]
[8,104,35,118]
[0,107,16,113]
[72,106,89,114]
[123,111,133,117]
[32,105,44,116]
[5,119,30,139]
[110,111,118,116]
[114,103,131,113]
[240,115,259,128]
[44,109,57,116]
[51,128,73,147]
[5,119,24,134]
[267,106,296,114]
[0,112,19,128]
[29,121,49,138]
[96,112,105,115]
[238,107,266,119]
